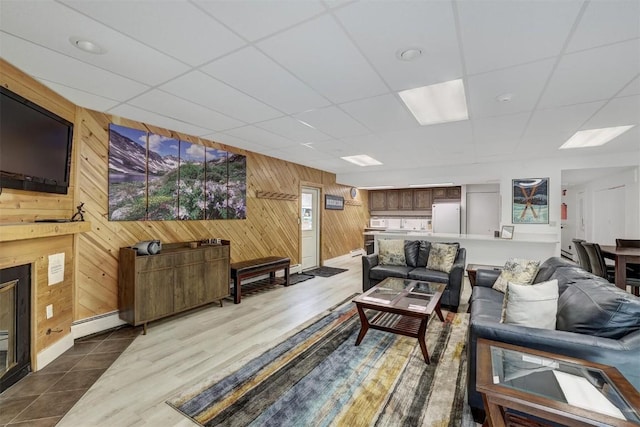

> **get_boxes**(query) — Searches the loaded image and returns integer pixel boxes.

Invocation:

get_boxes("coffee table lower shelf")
[354,308,442,364]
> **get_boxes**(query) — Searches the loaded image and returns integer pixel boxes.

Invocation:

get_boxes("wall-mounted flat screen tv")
[0,87,74,194]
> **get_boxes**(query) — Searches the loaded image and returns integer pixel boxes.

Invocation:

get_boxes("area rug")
[167,303,469,427]
[288,273,314,285]
[304,266,348,277]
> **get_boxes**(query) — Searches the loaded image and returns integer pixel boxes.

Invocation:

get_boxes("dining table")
[600,245,640,295]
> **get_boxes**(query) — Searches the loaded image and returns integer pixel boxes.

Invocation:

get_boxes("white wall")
[567,167,640,244]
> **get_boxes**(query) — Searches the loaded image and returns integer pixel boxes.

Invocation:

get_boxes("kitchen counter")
[364,230,560,266]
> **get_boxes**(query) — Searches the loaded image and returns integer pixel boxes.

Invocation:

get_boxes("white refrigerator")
[432,202,461,234]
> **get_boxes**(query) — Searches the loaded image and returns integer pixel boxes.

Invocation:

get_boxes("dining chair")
[571,238,591,272]
[582,242,615,282]
[615,238,640,296]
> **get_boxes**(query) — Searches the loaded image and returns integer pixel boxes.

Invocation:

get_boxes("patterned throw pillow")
[378,239,406,266]
[492,258,540,293]
[426,243,458,273]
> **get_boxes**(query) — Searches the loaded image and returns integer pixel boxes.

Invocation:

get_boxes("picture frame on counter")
[500,225,514,239]
[325,194,344,210]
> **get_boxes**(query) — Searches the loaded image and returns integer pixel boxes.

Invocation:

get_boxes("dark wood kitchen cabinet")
[369,191,387,210]
[413,189,433,210]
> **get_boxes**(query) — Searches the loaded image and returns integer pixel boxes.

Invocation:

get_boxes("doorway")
[301,187,320,271]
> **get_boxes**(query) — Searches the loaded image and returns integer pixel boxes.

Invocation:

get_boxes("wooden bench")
[230,256,290,304]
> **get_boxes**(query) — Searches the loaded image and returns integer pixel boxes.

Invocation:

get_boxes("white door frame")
[300,185,321,270]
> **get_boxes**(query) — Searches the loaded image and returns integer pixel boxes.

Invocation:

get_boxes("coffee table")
[352,277,446,364]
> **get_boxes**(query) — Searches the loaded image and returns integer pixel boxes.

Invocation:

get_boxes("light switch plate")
[46,304,53,319]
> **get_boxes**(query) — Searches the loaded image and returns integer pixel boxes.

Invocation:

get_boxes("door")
[301,187,320,270]
[592,186,625,245]
[466,192,500,235]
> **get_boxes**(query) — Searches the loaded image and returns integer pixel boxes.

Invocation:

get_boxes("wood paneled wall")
[1,58,370,358]
[0,60,78,358]
[74,109,369,319]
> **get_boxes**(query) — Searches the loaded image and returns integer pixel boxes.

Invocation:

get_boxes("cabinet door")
[174,263,206,311]
[136,269,174,323]
[399,190,413,210]
[413,189,433,209]
[447,186,461,199]
[386,190,400,210]
[204,246,230,300]
[369,191,387,210]
[432,187,447,199]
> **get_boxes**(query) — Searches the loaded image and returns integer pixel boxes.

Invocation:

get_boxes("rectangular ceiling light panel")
[399,79,469,126]
[341,154,383,166]
[559,125,635,149]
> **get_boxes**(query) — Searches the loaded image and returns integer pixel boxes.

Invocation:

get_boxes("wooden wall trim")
[255,191,298,201]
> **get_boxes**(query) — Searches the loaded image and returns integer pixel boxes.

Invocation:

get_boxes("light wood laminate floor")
[57,256,474,426]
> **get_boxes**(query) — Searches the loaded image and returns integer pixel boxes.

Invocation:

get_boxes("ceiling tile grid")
[0,0,637,187]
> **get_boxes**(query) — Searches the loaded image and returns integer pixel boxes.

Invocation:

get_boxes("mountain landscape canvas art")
[108,124,247,221]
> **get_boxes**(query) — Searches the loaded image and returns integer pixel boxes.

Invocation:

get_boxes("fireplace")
[0,264,31,393]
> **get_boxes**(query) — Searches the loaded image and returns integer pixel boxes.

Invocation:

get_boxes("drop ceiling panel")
[38,79,120,111]
[539,39,640,108]
[0,0,188,85]
[255,116,333,143]
[257,14,389,103]
[261,145,334,165]
[201,46,330,114]
[61,0,246,66]
[196,0,326,42]
[128,90,245,132]
[0,32,148,101]
[334,1,462,91]
[313,134,384,157]
[457,0,582,74]
[222,125,296,149]
[108,104,215,137]
[473,113,530,147]
[466,59,555,119]
[340,93,419,133]
[618,76,640,97]
[294,106,370,138]
[159,71,283,123]
[583,95,640,128]
[523,101,605,139]
[566,0,640,52]
[206,133,269,154]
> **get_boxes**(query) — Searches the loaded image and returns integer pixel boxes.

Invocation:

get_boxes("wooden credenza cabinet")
[118,241,230,332]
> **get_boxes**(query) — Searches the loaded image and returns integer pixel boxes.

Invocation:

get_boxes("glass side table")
[476,338,640,427]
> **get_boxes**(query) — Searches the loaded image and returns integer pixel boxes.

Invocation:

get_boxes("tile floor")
[0,326,141,426]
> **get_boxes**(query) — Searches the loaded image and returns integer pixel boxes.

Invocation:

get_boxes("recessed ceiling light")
[297,119,316,129]
[341,155,383,167]
[559,125,635,149]
[398,79,469,126]
[495,93,514,102]
[409,182,454,188]
[396,47,423,61]
[69,36,106,54]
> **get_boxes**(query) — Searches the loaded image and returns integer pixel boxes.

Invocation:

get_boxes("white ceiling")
[1,0,638,188]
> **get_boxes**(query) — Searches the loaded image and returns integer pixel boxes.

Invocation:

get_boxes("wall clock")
[350,187,358,198]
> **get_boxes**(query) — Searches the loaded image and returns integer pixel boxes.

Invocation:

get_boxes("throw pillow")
[426,243,458,273]
[500,279,559,330]
[492,258,540,293]
[378,239,406,266]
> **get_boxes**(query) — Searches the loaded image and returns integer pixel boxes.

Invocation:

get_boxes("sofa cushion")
[370,265,413,281]
[556,279,640,339]
[404,240,420,267]
[501,279,559,330]
[426,243,458,273]
[416,241,431,267]
[493,258,540,293]
[408,268,449,284]
[378,239,406,266]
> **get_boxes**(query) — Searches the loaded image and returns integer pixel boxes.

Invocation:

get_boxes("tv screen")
[0,87,74,194]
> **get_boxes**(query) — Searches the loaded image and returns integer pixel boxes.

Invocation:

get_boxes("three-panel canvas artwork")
[108,124,246,221]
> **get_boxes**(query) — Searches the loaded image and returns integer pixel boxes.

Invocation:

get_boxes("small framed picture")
[500,225,514,239]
